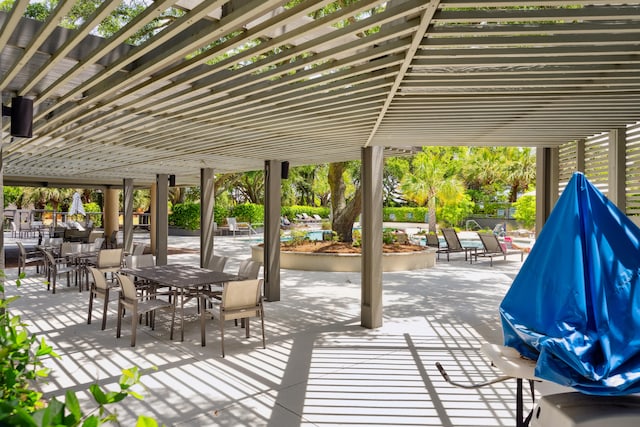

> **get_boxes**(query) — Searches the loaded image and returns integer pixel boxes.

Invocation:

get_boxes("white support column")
[122,178,134,254]
[264,160,281,302]
[361,146,383,329]
[608,128,627,211]
[200,168,216,269]
[155,174,169,266]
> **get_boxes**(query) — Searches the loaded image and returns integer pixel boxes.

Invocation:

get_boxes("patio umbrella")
[69,192,86,217]
[500,172,640,395]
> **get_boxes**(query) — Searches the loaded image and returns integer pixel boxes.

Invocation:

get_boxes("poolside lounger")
[476,232,524,266]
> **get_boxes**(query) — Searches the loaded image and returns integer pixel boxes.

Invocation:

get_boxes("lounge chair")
[425,232,440,248]
[476,232,524,266]
[440,228,476,262]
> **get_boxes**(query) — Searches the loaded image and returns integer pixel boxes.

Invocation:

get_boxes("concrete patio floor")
[4,231,545,427]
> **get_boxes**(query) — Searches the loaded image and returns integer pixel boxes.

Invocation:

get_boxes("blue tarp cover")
[500,172,640,395]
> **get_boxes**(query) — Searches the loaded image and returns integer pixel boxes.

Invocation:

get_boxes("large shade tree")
[328,161,361,243]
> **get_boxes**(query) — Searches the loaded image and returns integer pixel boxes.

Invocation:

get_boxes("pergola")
[2,0,640,327]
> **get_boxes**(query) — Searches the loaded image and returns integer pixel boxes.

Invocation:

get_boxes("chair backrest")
[132,243,145,255]
[43,250,55,266]
[93,237,105,251]
[237,259,261,279]
[425,232,440,248]
[226,217,238,231]
[221,279,262,320]
[88,266,109,291]
[478,233,505,254]
[211,255,228,272]
[16,240,26,257]
[60,241,82,255]
[442,228,463,250]
[50,237,63,247]
[124,254,155,268]
[97,248,123,269]
[115,273,137,301]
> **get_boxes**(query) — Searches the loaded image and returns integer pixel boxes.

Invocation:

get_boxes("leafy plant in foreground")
[0,274,160,426]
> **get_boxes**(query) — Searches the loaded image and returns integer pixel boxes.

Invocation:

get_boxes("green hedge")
[382,207,429,223]
[281,205,330,220]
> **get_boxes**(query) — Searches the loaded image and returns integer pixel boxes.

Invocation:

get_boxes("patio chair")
[439,228,474,261]
[42,250,80,294]
[93,237,105,251]
[425,232,440,249]
[476,233,524,266]
[238,259,262,280]
[132,243,145,255]
[226,217,256,236]
[96,248,123,283]
[218,279,266,357]
[115,273,176,347]
[196,255,229,308]
[87,266,121,330]
[211,255,229,272]
[16,240,44,275]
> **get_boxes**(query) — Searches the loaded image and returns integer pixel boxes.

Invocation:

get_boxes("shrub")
[230,203,263,224]
[514,194,536,229]
[0,276,158,426]
[169,202,200,230]
[84,202,102,227]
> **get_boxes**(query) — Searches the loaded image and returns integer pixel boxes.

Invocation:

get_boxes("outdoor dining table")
[120,264,244,346]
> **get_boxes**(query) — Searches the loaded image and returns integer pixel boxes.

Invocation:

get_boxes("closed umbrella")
[69,192,86,217]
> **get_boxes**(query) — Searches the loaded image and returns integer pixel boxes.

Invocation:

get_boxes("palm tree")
[400,149,464,233]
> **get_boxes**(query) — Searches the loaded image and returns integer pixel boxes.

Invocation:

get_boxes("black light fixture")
[1,96,33,138]
[169,174,176,187]
[281,161,289,179]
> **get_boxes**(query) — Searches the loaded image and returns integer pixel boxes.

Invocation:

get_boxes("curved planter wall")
[251,245,436,272]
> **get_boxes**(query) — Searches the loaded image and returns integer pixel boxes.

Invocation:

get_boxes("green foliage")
[214,204,230,226]
[439,193,475,227]
[382,207,429,223]
[3,187,23,208]
[0,278,56,417]
[168,202,200,230]
[283,230,310,247]
[230,203,263,224]
[0,276,158,426]
[382,229,395,244]
[514,194,536,228]
[83,202,102,228]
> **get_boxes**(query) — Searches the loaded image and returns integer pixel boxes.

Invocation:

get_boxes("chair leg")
[220,318,225,357]
[87,290,94,324]
[101,291,109,330]
[116,302,123,338]
[131,308,138,347]
[169,296,176,340]
[261,309,266,349]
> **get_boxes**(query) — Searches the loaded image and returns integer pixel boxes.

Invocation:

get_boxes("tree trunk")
[329,162,362,243]
[428,196,437,233]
